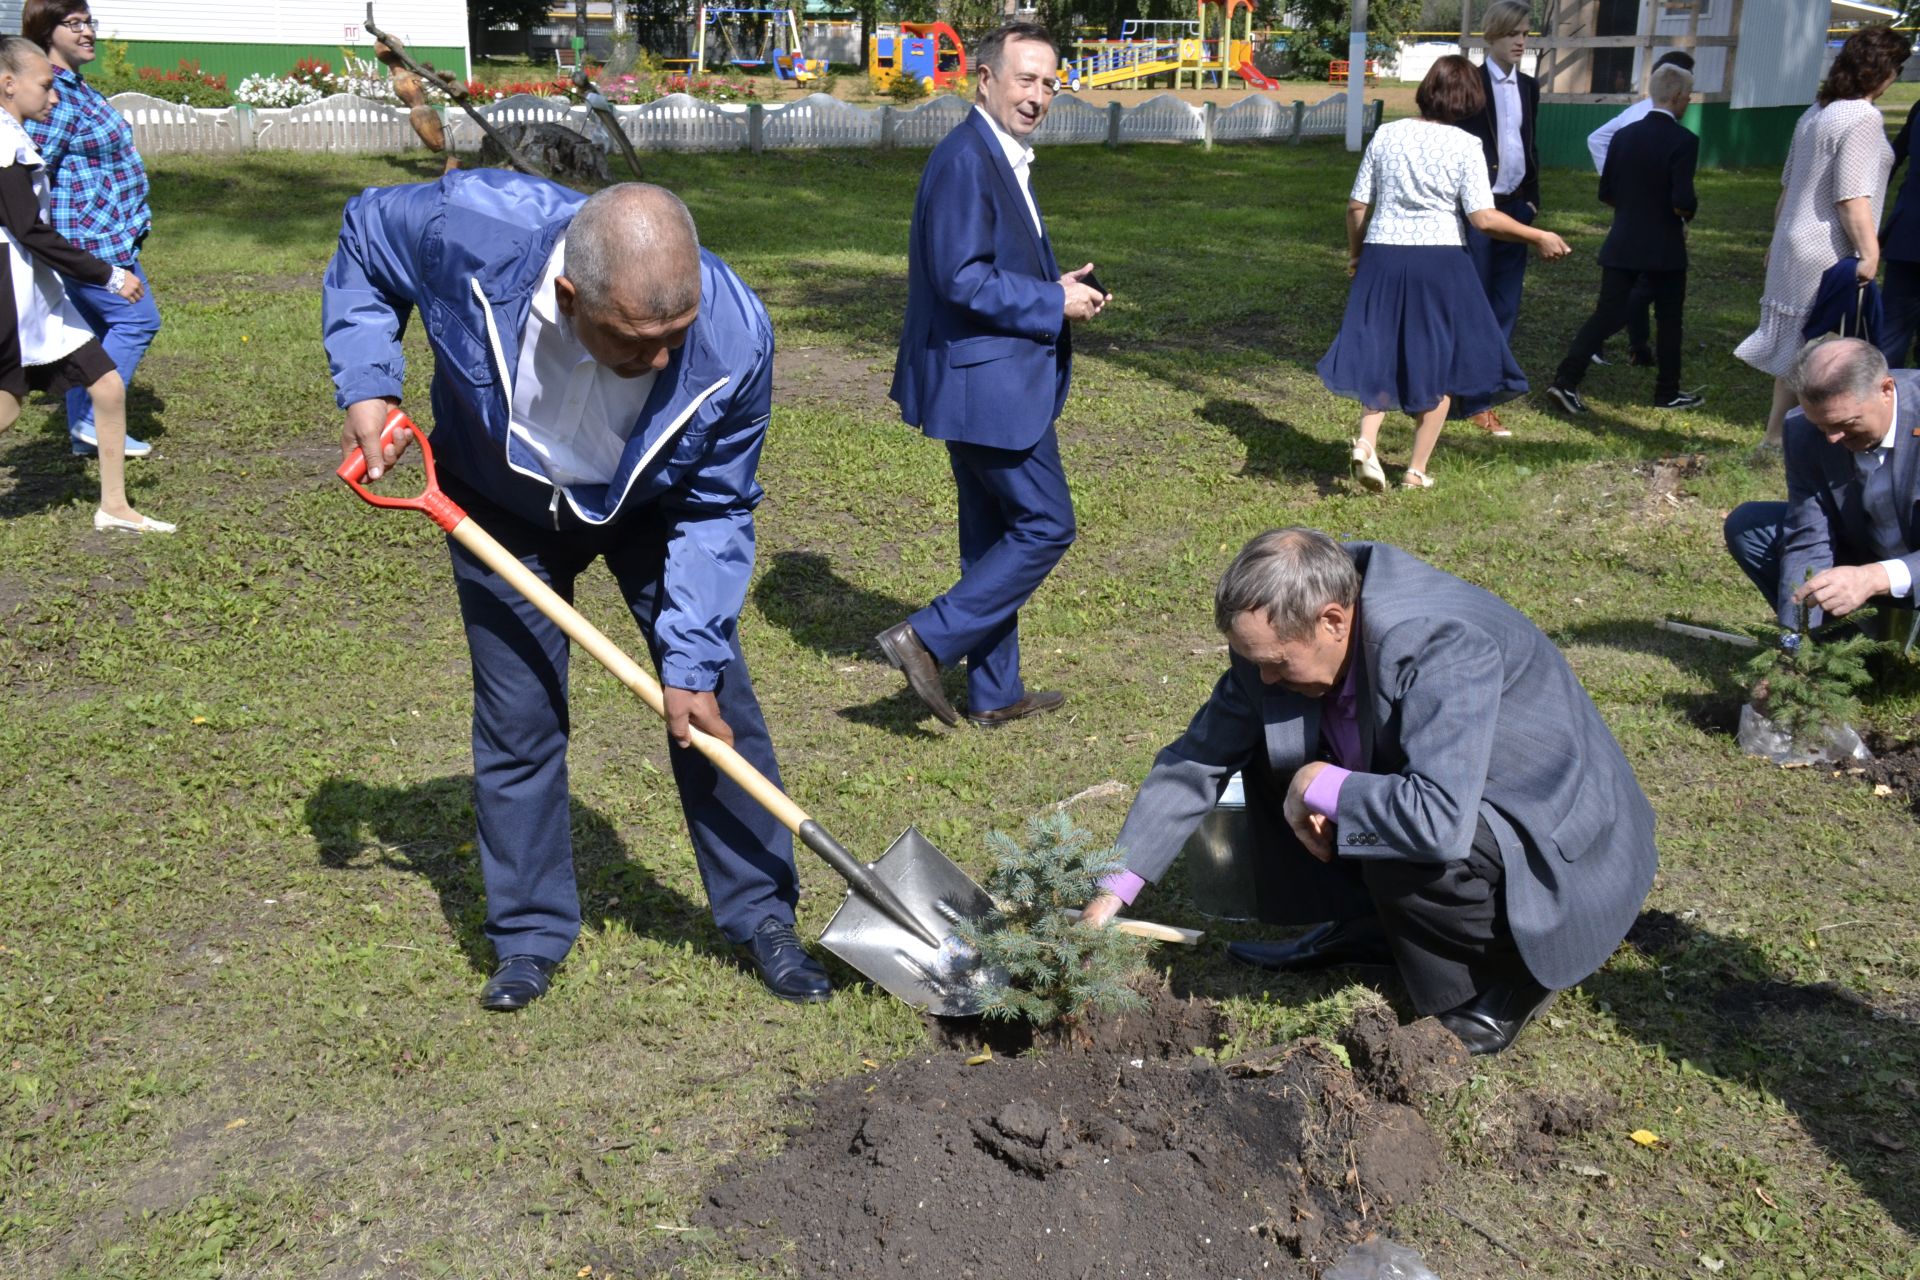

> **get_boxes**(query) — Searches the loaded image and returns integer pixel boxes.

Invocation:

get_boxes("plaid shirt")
[25,65,150,268]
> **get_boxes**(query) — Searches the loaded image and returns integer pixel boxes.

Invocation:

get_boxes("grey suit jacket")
[1115,543,1657,991]
[1779,368,1920,629]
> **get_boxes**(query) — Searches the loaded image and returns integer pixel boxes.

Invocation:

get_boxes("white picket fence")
[108,89,1382,157]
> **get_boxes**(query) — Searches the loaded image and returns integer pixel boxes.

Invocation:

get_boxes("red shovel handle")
[336,407,467,533]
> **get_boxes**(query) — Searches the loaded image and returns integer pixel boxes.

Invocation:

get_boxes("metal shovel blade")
[818,826,1008,1017]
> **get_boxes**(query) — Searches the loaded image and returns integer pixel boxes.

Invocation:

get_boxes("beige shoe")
[1349,438,1387,493]
[1400,467,1435,490]
[94,508,176,534]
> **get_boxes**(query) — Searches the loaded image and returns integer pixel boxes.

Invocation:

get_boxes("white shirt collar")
[1650,106,1677,120]
[1488,58,1518,85]
[1878,386,1900,452]
[974,104,1034,169]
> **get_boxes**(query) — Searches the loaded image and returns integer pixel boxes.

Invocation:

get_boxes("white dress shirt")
[1858,389,1913,598]
[1587,96,1654,173]
[1487,59,1526,198]
[973,105,1043,236]
[509,238,660,490]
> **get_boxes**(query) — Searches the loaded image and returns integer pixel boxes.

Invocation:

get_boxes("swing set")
[693,5,814,78]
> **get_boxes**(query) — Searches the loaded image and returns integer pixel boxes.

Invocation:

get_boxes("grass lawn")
[1,139,1917,1279]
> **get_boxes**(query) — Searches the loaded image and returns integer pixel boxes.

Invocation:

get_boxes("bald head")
[563,183,701,323]
[1791,337,1898,453]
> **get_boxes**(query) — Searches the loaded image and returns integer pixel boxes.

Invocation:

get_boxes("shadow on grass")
[0,385,171,520]
[1559,616,1757,734]
[752,549,917,658]
[1593,909,1920,1236]
[304,774,713,974]
[1197,397,1347,483]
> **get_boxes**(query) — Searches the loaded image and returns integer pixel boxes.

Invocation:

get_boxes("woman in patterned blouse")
[23,0,161,461]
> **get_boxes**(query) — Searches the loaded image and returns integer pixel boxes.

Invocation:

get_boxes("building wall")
[0,1,471,83]
[1731,0,1826,110]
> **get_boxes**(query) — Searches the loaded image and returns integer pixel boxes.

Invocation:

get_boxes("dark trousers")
[1466,194,1535,343]
[444,477,799,964]
[1553,265,1687,402]
[909,427,1076,714]
[1723,500,1787,612]
[1241,763,1528,1014]
[1880,258,1920,368]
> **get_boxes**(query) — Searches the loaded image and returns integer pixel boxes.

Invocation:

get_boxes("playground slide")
[1236,59,1279,90]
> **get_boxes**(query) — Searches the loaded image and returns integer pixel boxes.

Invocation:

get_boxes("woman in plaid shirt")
[24,0,159,460]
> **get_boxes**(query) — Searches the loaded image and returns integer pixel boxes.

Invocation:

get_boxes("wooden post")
[1203,100,1216,150]
[1346,0,1366,152]
[1290,98,1305,144]
[879,103,894,148]
[1107,99,1123,147]
[747,101,764,153]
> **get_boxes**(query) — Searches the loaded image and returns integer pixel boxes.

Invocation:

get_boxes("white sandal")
[1400,467,1435,490]
[1349,438,1387,493]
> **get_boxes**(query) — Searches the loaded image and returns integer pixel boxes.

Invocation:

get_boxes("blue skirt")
[1315,242,1527,420]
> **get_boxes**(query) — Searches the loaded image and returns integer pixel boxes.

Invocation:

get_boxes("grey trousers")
[1239,761,1530,1014]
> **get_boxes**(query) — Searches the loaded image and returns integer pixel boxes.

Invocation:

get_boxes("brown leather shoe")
[875,621,960,726]
[1470,409,1512,437]
[966,690,1065,727]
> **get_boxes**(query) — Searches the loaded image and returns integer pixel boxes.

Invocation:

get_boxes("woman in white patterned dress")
[1317,54,1568,491]
[1736,26,1910,447]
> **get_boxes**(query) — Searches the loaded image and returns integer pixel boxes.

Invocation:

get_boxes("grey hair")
[1213,529,1359,639]
[1649,63,1692,108]
[975,22,1056,75]
[563,183,701,320]
[1791,336,1889,403]
[1481,0,1532,40]
[0,36,49,76]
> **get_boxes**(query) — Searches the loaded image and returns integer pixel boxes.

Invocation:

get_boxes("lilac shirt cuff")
[1098,870,1147,906]
[1303,765,1351,819]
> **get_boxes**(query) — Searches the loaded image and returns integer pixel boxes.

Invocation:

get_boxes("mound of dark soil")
[679,989,1467,1279]
[1862,734,1920,817]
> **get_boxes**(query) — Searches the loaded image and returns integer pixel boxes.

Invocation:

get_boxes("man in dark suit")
[878,22,1108,728]
[1453,0,1540,437]
[1878,101,1920,368]
[1546,63,1702,413]
[1082,529,1658,1056]
[1725,338,1920,629]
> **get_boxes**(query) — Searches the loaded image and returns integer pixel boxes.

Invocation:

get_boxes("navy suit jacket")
[1112,543,1657,991]
[1455,62,1540,209]
[1597,110,1697,273]
[1882,101,1920,265]
[888,108,1072,451]
[1780,368,1920,627]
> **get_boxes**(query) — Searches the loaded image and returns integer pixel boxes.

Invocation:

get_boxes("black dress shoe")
[875,621,960,726]
[1436,977,1556,1056]
[480,955,559,1012]
[1226,917,1394,972]
[737,918,833,1004]
[966,690,1065,727]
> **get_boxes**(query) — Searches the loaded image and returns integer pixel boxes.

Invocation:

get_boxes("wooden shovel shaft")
[448,517,811,832]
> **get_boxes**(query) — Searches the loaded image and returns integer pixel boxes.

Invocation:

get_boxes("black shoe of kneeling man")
[1226,916,1395,973]
[480,954,559,1012]
[1436,976,1556,1056]
[737,918,833,1003]
[875,621,960,727]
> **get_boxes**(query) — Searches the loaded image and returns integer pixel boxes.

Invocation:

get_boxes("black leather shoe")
[1226,917,1394,972]
[480,955,559,1012]
[1437,977,1556,1056]
[737,918,832,1004]
[966,690,1065,727]
[875,621,960,727]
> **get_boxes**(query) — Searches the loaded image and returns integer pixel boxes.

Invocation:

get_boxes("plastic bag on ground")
[1325,1236,1440,1280]
[1737,702,1873,767]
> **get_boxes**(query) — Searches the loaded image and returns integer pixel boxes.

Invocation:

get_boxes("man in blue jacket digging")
[322,176,829,1011]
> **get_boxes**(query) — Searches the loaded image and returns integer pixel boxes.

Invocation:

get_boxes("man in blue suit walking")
[1725,338,1920,630]
[878,22,1109,728]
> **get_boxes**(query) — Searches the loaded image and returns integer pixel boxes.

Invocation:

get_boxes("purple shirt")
[1100,654,1363,907]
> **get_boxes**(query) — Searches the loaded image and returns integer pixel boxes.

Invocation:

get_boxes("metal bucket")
[1180,772,1258,920]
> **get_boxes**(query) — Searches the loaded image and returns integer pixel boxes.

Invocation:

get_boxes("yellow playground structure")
[1059,0,1273,92]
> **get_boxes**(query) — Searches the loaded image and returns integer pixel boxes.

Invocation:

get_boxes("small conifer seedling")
[952,812,1152,1027]
[1744,593,1881,750]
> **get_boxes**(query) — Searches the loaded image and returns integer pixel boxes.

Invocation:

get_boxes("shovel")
[337,412,1199,1012]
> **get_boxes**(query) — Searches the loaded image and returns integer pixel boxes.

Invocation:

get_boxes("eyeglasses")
[58,18,98,32]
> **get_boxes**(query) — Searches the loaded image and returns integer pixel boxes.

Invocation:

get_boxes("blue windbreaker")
[321,169,775,692]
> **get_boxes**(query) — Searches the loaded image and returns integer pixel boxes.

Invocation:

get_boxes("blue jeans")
[64,258,161,439]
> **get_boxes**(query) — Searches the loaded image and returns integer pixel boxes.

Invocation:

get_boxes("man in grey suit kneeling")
[1081,529,1658,1055]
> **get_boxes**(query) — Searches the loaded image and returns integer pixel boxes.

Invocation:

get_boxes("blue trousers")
[444,478,799,964]
[1466,196,1535,344]
[64,258,160,438]
[1724,500,1787,611]
[910,428,1076,713]
[1879,258,1920,368]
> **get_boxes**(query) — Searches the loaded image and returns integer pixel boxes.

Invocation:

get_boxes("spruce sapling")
[951,812,1151,1026]
[1744,591,1881,750]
